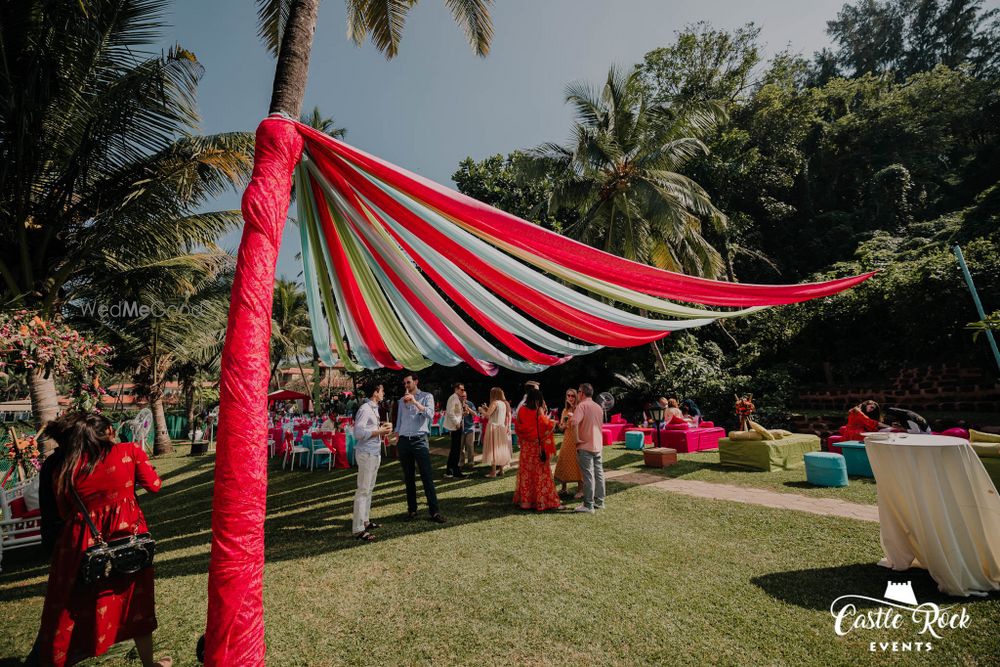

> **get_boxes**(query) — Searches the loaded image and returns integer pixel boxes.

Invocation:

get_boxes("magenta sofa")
[653,423,725,453]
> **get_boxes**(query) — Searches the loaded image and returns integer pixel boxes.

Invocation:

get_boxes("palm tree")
[301,106,346,138]
[0,1,254,428]
[269,278,313,391]
[76,250,234,455]
[528,65,728,278]
[206,2,495,660]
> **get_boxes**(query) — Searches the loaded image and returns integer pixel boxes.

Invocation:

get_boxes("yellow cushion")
[972,442,1000,458]
[770,429,793,438]
[749,420,776,441]
[970,429,1000,444]
[729,430,763,441]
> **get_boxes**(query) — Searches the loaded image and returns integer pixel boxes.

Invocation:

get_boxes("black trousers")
[397,435,440,516]
[447,428,463,473]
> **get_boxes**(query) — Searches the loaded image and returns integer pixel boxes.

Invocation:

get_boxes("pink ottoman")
[601,427,613,446]
[654,425,725,453]
[826,434,846,454]
[604,423,630,443]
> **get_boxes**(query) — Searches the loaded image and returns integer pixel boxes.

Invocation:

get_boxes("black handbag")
[71,485,155,585]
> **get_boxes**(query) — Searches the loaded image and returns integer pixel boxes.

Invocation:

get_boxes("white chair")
[267,437,276,458]
[310,442,335,471]
[0,477,42,572]
[472,421,483,447]
[282,436,311,470]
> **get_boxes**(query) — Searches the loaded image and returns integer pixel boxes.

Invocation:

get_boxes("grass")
[599,446,880,506]
[1,442,997,666]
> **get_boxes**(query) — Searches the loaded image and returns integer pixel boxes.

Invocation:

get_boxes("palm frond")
[444,0,494,56]
[256,0,294,57]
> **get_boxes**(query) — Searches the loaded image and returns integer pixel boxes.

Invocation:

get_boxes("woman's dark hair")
[45,412,116,497]
[860,400,881,420]
[681,399,701,417]
[525,388,546,411]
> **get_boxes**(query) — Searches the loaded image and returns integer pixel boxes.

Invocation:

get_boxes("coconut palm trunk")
[28,368,59,452]
[206,2,319,664]
[150,391,173,455]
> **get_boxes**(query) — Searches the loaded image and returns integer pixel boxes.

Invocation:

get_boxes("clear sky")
[161,0,848,280]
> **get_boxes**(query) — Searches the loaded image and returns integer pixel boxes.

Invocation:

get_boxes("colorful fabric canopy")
[293,120,874,375]
[206,116,874,666]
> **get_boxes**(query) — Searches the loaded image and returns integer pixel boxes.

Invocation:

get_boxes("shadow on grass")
[753,563,1000,609]
[0,447,626,602]
[782,477,878,492]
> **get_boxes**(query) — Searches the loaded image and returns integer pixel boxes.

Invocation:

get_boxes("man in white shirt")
[443,383,470,478]
[351,382,391,541]
[391,373,446,523]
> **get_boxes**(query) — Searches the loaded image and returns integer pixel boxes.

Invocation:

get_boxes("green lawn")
[1,444,997,666]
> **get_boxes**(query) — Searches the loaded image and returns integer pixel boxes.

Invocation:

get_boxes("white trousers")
[352,451,381,534]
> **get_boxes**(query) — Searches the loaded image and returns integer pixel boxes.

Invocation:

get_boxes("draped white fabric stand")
[866,433,1000,596]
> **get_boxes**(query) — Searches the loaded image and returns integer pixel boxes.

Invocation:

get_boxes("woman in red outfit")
[33,412,170,667]
[840,400,889,441]
[513,388,563,511]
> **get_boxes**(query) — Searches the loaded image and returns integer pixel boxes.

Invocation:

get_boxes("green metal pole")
[953,244,1000,373]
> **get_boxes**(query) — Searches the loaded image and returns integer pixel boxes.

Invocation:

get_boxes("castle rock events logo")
[829,581,971,652]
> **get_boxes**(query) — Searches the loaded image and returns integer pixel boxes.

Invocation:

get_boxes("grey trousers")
[461,431,476,467]
[576,449,606,509]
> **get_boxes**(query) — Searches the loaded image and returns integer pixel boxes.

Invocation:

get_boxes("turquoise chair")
[345,431,356,467]
[308,434,335,470]
[624,430,645,451]
[839,441,873,477]
[804,452,848,487]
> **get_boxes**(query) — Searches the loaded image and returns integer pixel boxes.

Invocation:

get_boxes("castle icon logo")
[883,581,918,606]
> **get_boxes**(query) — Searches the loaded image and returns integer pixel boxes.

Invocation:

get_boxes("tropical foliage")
[0,0,253,428]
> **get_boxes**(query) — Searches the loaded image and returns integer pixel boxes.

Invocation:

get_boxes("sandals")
[365,521,381,531]
[354,531,376,542]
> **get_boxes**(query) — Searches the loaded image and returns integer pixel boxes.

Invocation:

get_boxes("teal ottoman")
[624,430,645,451]
[804,452,848,487]
[838,441,873,478]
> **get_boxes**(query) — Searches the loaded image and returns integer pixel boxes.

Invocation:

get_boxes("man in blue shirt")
[391,373,446,523]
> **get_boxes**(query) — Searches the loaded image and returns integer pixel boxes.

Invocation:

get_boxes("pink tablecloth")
[316,432,349,469]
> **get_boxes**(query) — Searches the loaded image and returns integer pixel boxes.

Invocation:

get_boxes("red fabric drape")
[205,116,302,666]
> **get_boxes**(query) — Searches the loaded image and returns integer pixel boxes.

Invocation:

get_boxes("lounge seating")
[804,452,849,487]
[624,430,645,451]
[0,477,42,571]
[603,422,630,443]
[718,433,821,471]
[644,447,678,467]
[653,423,725,453]
[838,441,874,477]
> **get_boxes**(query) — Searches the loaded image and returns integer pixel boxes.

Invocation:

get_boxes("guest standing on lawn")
[459,388,478,471]
[30,412,170,667]
[554,388,583,498]
[352,383,391,542]
[513,388,562,511]
[572,384,606,513]
[443,383,468,478]
[481,387,513,477]
[392,374,447,523]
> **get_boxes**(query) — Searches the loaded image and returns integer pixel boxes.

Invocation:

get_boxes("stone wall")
[792,362,1000,414]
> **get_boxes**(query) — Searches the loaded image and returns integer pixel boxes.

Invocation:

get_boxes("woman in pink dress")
[479,387,512,477]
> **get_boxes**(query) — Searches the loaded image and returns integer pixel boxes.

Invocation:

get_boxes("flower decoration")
[0,310,113,412]
[734,394,755,430]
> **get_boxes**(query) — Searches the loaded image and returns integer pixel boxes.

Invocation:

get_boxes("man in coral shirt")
[571,383,606,513]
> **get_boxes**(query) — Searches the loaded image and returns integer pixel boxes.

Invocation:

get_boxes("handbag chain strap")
[69,483,107,547]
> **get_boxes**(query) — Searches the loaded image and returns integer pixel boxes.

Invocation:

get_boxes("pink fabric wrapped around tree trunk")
[205,116,303,666]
